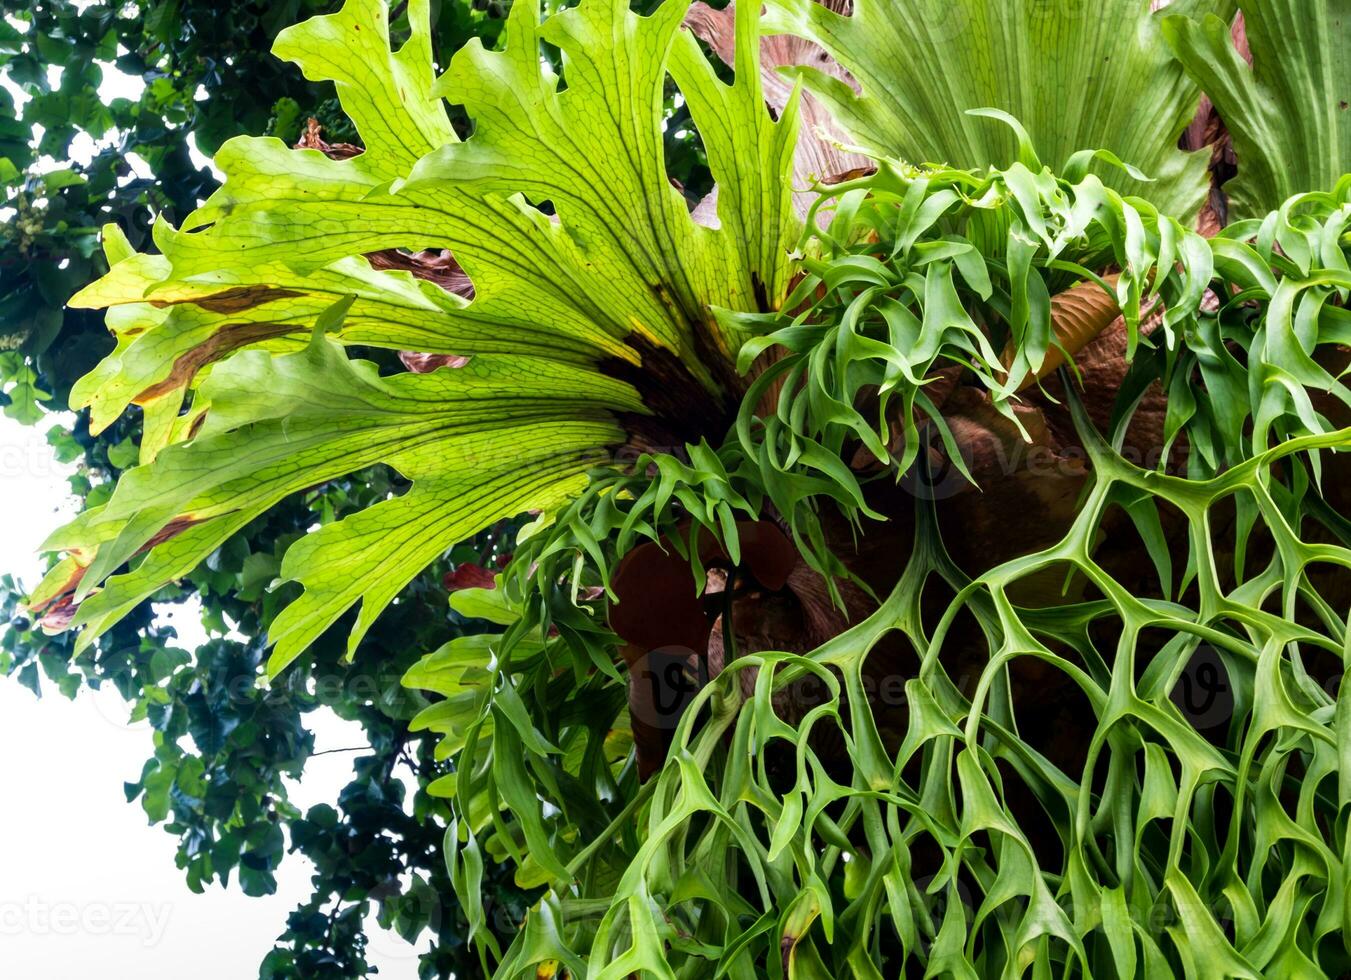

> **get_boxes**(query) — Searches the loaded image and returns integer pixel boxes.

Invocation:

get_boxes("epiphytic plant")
[32,0,1351,975]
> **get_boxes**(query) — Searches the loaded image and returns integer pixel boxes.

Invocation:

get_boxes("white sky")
[0,419,427,977]
[1,25,437,977]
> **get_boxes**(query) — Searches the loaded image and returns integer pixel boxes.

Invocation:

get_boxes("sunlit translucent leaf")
[38,0,801,672]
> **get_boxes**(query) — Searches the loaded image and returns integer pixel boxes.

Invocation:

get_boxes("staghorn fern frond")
[1163,0,1351,219]
[760,0,1232,218]
[27,0,1351,976]
[33,0,801,672]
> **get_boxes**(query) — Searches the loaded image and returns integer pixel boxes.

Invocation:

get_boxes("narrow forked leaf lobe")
[1002,275,1124,391]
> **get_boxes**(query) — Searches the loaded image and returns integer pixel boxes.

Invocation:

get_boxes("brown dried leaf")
[400,352,471,373]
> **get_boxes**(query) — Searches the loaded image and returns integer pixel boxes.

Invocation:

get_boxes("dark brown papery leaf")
[443,562,498,592]
[295,116,363,160]
[367,249,475,300]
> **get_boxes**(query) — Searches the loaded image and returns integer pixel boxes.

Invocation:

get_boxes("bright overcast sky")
[0,417,424,976]
[1,23,425,975]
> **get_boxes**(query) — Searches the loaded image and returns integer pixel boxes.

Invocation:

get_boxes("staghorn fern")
[407,167,1351,977]
[27,0,1351,976]
[1163,0,1351,219]
[759,0,1231,218]
[30,0,800,672]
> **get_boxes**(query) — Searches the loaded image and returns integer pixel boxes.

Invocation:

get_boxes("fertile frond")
[404,165,1351,976]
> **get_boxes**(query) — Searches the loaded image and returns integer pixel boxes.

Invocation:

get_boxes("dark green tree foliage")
[2,477,536,977]
[0,1,556,976]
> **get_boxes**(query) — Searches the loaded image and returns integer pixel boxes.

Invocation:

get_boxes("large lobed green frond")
[1163,0,1351,218]
[48,333,635,670]
[35,0,801,673]
[763,0,1227,217]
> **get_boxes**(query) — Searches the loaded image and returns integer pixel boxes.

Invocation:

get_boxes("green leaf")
[763,0,1218,216]
[1,353,51,424]
[44,332,636,666]
[47,0,802,674]
[1163,1,1351,217]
